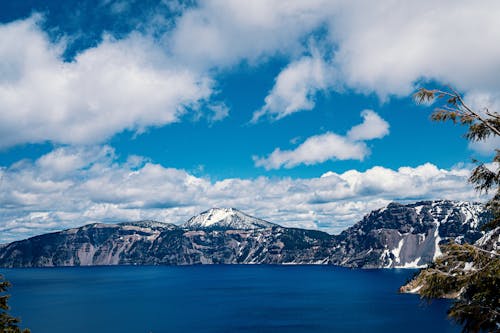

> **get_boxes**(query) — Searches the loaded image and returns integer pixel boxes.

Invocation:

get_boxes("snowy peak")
[183,208,276,230]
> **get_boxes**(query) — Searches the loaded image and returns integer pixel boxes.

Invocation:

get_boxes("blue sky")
[0,0,498,242]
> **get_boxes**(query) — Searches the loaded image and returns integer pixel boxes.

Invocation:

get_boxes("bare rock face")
[0,202,491,268]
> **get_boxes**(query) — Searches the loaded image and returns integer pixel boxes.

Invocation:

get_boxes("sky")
[0,0,499,243]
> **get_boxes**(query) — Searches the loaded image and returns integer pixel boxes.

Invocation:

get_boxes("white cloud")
[252,52,336,122]
[254,110,389,170]
[0,146,484,243]
[465,91,500,116]
[0,16,217,148]
[347,110,390,141]
[328,1,500,99]
[254,133,368,170]
[168,0,333,69]
[468,136,500,156]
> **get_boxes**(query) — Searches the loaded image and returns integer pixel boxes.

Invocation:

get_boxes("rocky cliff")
[330,200,489,268]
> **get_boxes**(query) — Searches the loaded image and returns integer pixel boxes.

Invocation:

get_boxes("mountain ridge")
[0,200,492,268]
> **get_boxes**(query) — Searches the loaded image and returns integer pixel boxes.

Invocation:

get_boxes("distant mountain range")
[0,200,495,268]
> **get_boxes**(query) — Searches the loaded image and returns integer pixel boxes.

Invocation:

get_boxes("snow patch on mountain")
[432,223,443,261]
[391,239,405,264]
[397,257,426,269]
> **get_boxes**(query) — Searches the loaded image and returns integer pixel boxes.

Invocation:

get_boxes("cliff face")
[330,201,489,268]
[399,226,500,298]
[0,201,491,268]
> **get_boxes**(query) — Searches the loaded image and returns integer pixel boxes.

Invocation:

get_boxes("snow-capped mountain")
[183,208,276,230]
[332,200,490,268]
[0,201,491,268]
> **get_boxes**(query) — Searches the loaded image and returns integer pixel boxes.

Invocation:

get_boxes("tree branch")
[450,88,500,137]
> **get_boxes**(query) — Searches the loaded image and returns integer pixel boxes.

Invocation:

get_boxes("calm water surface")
[2,265,459,333]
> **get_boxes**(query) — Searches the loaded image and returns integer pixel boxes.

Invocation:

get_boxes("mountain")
[0,221,179,266]
[0,201,491,268]
[0,221,333,267]
[330,200,489,268]
[183,208,276,230]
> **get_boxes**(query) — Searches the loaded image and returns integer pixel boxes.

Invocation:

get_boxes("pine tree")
[0,275,30,333]
[405,88,500,333]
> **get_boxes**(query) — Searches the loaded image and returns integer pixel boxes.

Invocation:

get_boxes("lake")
[1,265,459,333]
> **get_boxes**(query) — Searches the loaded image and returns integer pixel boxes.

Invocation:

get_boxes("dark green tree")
[405,87,500,333]
[0,275,30,333]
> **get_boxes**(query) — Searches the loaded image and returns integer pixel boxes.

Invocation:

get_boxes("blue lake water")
[2,265,459,333]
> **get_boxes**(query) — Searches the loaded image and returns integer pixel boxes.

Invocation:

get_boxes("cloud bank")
[0,146,484,243]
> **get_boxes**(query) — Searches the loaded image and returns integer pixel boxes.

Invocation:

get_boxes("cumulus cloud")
[252,52,336,122]
[347,110,390,141]
[0,146,484,243]
[254,133,368,170]
[0,16,218,148]
[330,1,500,99]
[254,110,389,170]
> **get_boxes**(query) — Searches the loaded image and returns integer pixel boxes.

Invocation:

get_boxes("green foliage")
[415,243,500,332]
[0,275,30,333]
[411,87,500,333]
